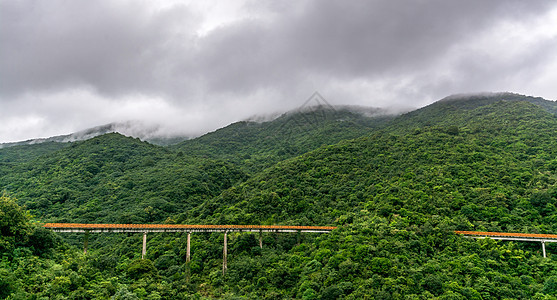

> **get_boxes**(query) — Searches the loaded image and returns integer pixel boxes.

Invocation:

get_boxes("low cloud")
[1,0,556,142]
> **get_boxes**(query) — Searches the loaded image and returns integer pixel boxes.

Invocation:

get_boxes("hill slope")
[387,92,557,134]
[171,106,394,172]
[0,133,247,223]
[5,94,557,299]
[0,121,190,148]
[0,142,69,166]
[190,100,557,227]
[1,106,392,224]
[163,99,557,298]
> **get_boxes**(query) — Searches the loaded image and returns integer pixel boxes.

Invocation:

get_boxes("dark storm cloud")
[1,0,556,142]
[192,0,554,96]
[0,0,199,98]
[1,0,552,98]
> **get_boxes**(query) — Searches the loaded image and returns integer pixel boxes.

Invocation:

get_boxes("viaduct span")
[455,230,557,258]
[44,223,336,274]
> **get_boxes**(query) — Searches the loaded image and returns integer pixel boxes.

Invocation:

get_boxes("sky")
[1,0,557,143]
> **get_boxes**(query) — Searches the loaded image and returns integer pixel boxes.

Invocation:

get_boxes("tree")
[543,276,557,295]
[0,194,31,253]
[127,259,159,280]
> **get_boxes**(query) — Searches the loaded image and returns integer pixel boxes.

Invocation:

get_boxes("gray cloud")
[0,1,199,98]
[1,0,556,142]
[194,1,551,87]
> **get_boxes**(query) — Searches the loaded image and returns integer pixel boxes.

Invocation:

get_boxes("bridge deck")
[43,223,337,233]
[455,230,557,242]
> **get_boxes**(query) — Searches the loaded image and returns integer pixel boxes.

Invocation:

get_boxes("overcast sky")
[1,0,557,143]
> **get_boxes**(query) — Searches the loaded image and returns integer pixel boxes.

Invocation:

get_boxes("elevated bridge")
[44,223,336,274]
[43,223,335,233]
[455,230,557,258]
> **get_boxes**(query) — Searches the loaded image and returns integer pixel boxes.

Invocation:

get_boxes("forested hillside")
[4,94,557,299]
[0,142,69,165]
[388,92,557,133]
[171,106,393,172]
[0,133,247,224]
[0,107,390,224]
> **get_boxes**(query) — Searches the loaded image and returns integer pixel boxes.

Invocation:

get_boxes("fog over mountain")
[1,0,556,143]
[0,121,169,148]
[0,100,402,148]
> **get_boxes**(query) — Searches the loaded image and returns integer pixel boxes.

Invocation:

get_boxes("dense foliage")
[0,142,68,165]
[4,94,557,298]
[171,106,393,172]
[0,134,247,224]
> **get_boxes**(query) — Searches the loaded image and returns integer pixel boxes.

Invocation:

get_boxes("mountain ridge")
[0,104,396,149]
[4,91,549,149]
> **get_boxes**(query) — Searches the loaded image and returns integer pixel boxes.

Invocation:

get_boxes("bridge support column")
[83,230,90,255]
[543,241,547,258]
[259,230,263,249]
[186,232,191,262]
[223,231,228,275]
[142,232,147,259]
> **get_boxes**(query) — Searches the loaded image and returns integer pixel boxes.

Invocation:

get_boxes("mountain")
[5,93,557,299]
[386,92,557,134]
[0,133,247,223]
[0,104,392,154]
[172,105,395,172]
[176,95,557,298]
[190,98,557,226]
[0,105,390,234]
[0,106,394,224]
[0,121,190,149]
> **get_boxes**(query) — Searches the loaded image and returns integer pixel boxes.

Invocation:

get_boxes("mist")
[1,0,556,143]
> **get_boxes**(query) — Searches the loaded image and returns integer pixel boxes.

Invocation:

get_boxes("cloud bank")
[1,0,556,142]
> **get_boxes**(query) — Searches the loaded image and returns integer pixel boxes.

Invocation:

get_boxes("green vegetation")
[0,142,68,165]
[4,94,557,298]
[0,133,247,224]
[171,106,393,172]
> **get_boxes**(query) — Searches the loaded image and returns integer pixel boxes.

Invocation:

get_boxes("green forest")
[4,93,557,299]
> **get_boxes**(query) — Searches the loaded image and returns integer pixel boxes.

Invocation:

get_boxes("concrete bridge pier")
[142,232,147,259]
[186,232,191,262]
[543,241,547,258]
[223,231,228,275]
